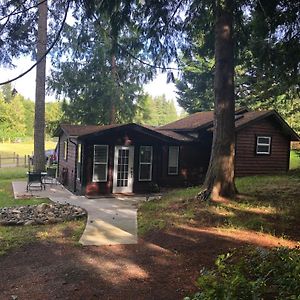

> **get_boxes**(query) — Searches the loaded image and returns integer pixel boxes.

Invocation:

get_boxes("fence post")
[16,154,19,167]
[13,152,15,163]
[24,155,27,168]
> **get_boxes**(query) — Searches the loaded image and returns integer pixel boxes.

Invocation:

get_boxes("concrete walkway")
[12,181,145,246]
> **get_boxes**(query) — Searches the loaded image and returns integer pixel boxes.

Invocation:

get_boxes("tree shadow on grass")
[0,217,298,300]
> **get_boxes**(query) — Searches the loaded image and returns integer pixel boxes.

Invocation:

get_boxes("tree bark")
[199,0,237,200]
[34,0,47,172]
[110,52,117,124]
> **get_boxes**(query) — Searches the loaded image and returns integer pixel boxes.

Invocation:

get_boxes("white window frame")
[92,145,109,182]
[76,143,82,181]
[63,140,68,161]
[256,136,271,155]
[168,146,179,175]
[139,146,153,181]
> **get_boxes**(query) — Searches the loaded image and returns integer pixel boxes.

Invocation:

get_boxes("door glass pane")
[117,149,129,187]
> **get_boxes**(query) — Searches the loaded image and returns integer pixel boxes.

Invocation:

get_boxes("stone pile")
[0,203,86,226]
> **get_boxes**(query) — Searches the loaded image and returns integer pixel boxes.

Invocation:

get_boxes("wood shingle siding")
[235,117,290,176]
[58,133,77,191]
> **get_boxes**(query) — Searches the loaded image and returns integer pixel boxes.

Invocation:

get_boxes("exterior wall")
[82,129,171,196]
[235,117,291,176]
[158,141,211,188]
[58,133,77,192]
[81,128,212,196]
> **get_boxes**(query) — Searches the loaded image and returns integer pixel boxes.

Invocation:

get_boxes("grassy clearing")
[0,220,86,255]
[138,170,300,241]
[0,167,86,255]
[290,150,300,169]
[0,167,48,207]
[0,141,57,157]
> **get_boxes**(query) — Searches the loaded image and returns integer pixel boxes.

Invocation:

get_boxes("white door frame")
[113,146,134,193]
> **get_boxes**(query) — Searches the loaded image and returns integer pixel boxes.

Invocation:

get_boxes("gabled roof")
[55,123,197,143]
[55,108,299,142]
[160,108,299,141]
[159,111,214,131]
[55,124,120,137]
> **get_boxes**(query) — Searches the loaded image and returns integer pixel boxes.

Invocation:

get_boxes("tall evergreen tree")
[34,0,47,172]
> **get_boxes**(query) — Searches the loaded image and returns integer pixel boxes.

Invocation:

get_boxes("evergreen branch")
[0,13,10,34]
[0,0,47,22]
[0,0,70,86]
[92,13,182,72]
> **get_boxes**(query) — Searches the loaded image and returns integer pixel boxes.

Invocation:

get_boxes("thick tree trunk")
[199,0,237,200]
[34,0,47,172]
[110,53,117,124]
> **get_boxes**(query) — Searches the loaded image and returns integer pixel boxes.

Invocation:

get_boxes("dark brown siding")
[158,142,211,187]
[235,117,290,176]
[83,129,171,195]
[58,133,77,191]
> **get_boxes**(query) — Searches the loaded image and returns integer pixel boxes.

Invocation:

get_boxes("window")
[168,146,179,175]
[139,146,153,181]
[63,140,68,160]
[77,144,82,180]
[256,136,271,154]
[93,145,108,182]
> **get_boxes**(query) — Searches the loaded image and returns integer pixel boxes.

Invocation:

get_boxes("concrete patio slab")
[12,181,145,246]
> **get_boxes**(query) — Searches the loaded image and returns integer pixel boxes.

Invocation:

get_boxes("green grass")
[290,150,300,169]
[0,167,86,255]
[0,220,86,255]
[138,170,300,241]
[0,141,57,157]
[0,167,48,207]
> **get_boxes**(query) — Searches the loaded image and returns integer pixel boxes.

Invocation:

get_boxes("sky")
[0,56,180,109]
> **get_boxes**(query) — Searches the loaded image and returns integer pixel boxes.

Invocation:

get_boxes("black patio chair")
[26,172,46,191]
[43,168,57,185]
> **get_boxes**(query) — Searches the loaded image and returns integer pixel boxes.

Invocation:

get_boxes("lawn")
[138,171,300,241]
[0,167,85,255]
[0,141,57,157]
[138,171,300,298]
[290,150,300,169]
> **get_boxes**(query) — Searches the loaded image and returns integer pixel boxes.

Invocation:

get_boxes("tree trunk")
[199,0,237,200]
[34,0,47,172]
[110,52,117,124]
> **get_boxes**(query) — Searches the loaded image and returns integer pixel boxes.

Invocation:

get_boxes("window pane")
[94,146,108,163]
[77,144,81,163]
[258,137,270,144]
[168,166,178,174]
[168,146,179,174]
[257,145,270,153]
[64,141,68,160]
[93,164,107,181]
[140,164,151,180]
[140,146,152,163]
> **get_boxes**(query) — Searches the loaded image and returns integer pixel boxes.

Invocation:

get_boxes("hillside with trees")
[0,83,178,141]
[0,83,62,141]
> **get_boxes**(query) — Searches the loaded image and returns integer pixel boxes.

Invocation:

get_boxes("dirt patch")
[0,223,297,300]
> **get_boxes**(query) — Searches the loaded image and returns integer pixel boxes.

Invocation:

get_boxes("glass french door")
[113,146,134,193]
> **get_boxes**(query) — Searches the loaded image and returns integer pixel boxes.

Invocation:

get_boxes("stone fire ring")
[0,203,87,226]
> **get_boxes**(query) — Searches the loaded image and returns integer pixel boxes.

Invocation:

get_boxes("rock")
[0,203,86,227]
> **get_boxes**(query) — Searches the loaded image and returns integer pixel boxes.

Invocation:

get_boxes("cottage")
[54,108,299,196]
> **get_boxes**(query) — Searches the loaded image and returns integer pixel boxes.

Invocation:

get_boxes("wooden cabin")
[54,108,299,196]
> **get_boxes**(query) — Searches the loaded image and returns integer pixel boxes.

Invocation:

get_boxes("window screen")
[256,136,271,154]
[139,146,153,181]
[93,145,108,182]
[168,146,179,175]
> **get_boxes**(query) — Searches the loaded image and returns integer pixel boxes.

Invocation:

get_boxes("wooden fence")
[0,153,31,168]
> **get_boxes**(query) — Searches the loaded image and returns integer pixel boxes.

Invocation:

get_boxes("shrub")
[185,247,300,300]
